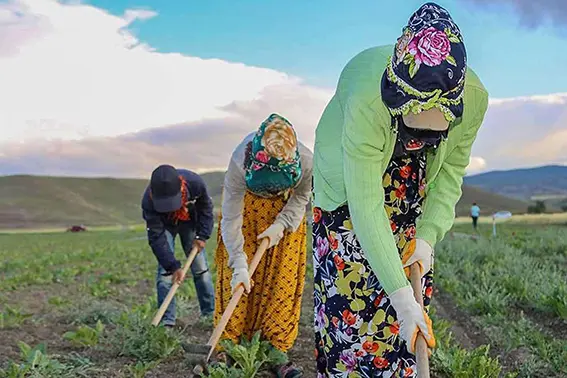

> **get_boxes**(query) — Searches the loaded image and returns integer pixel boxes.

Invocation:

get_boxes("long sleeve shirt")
[221,132,313,269]
[312,45,489,294]
[141,169,214,273]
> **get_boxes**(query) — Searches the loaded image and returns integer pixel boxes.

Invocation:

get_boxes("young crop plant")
[201,332,288,378]
[63,320,105,348]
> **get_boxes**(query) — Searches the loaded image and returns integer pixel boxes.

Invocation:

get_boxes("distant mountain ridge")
[464,165,567,201]
[0,171,530,229]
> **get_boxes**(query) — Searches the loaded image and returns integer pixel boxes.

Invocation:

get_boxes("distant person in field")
[214,114,312,377]
[141,164,215,327]
[470,202,480,230]
[311,3,489,376]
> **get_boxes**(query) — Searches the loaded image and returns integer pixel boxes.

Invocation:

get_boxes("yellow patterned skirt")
[213,191,307,352]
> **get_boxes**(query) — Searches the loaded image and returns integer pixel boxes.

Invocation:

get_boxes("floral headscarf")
[244,113,302,198]
[381,2,467,126]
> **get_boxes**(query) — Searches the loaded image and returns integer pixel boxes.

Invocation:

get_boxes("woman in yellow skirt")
[214,113,313,377]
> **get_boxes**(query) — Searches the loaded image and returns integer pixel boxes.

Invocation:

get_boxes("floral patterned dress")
[313,147,434,378]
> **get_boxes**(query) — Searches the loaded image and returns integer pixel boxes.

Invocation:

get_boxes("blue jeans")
[156,226,215,325]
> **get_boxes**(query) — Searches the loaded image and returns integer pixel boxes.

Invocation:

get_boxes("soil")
[1,271,558,377]
[431,289,539,376]
[516,304,567,341]
[431,289,491,350]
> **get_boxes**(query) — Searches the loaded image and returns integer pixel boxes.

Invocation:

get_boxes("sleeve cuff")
[415,227,437,250]
[163,259,182,274]
[229,252,248,270]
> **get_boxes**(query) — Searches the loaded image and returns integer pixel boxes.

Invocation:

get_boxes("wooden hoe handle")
[204,238,270,361]
[151,246,200,326]
[410,263,431,378]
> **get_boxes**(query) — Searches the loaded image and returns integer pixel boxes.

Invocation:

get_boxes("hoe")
[183,238,270,376]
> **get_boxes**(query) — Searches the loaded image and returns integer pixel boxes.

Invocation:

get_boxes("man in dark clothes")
[141,164,215,326]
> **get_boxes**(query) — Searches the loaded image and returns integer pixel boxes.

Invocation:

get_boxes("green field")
[1,217,566,377]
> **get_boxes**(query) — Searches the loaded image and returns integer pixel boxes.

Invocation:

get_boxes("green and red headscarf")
[244,114,302,198]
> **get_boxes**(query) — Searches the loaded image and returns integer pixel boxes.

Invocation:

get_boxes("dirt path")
[431,289,532,375]
[431,289,490,350]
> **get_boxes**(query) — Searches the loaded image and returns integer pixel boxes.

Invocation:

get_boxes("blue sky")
[85,0,567,98]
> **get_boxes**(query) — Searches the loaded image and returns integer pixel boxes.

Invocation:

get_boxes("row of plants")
[435,231,567,377]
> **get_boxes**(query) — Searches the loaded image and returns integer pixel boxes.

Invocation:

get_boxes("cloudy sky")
[1,0,566,178]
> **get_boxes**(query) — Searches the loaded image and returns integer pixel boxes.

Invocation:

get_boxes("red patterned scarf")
[168,176,190,223]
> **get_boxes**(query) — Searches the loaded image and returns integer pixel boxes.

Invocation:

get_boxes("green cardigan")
[312,45,489,295]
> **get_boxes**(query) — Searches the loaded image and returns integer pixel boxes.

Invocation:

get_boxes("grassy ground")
[453,212,567,226]
[1,218,566,377]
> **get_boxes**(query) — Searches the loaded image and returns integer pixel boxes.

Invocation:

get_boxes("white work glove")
[230,253,252,294]
[257,221,285,249]
[389,286,436,353]
[402,238,433,278]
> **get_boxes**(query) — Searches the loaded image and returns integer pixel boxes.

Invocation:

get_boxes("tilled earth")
[0,276,516,378]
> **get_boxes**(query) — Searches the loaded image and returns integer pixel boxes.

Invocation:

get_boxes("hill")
[464,165,567,211]
[0,173,528,229]
[464,165,567,200]
[454,185,528,217]
[0,172,225,229]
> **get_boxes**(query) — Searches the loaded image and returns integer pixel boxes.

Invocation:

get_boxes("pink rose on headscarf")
[408,26,451,67]
[252,163,263,171]
[255,150,270,164]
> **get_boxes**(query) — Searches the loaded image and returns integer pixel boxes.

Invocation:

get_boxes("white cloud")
[123,9,157,24]
[471,93,567,172]
[0,0,298,144]
[0,0,566,178]
[489,93,567,105]
[466,156,487,174]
